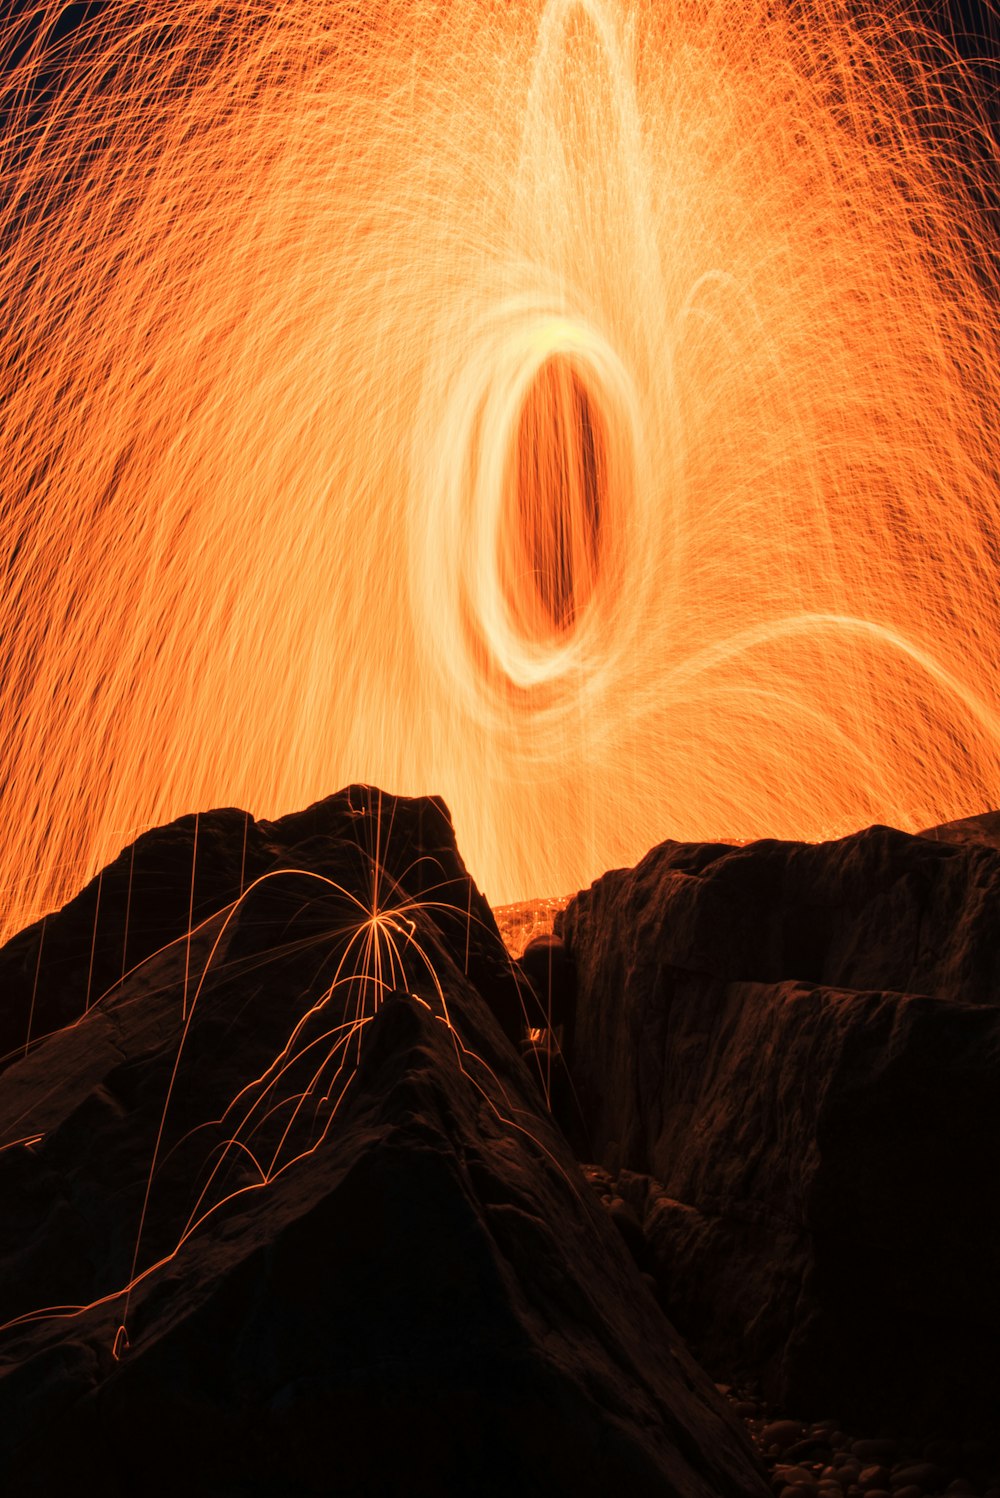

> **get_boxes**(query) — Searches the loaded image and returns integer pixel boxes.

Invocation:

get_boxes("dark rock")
[607,1195,647,1263]
[556,824,1000,1433]
[785,1438,836,1463]
[518,933,575,1033]
[582,1162,617,1199]
[0,789,768,1498]
[918,813,1000,852]
[775,1466,820,1489]
[517,934,589,1151]
[0,785,531,1070]
[558,820,1000,1006]
[764,1420,807,1450]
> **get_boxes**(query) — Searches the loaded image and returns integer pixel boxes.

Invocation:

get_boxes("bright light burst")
[2,0,1000,932]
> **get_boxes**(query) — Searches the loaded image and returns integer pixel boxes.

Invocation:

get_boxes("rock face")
[557,822,1000,1433]
[920,809,1000,852]
[0,788,766,1498]
[0,786,530,1068]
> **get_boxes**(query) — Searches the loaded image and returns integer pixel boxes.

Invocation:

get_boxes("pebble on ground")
[713,1392,1000,1498]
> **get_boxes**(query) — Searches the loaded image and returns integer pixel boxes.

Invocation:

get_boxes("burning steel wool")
[2,0,1000,933]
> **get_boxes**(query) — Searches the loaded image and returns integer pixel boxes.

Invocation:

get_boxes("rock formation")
[0,787,766,1498]
[556,822,1000,1432]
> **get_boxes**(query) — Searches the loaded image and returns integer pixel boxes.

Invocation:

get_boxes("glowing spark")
[1,0,1000,932]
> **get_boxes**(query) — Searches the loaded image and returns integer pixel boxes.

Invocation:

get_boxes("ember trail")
[2,0,1000,935]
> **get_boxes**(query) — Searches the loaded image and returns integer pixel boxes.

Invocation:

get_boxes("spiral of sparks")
[2,0,1000,932]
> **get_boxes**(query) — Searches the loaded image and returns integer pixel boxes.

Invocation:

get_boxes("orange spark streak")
[2,0,1000,931]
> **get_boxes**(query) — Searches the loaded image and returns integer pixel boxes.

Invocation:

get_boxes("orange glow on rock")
[2,0,1000,931]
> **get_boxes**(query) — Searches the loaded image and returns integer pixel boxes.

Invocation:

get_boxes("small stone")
[821,1469,844,1486]
[715,1382,733,1396]
[859,1469,891,1492]
[788,1440,836,1464]
[733,1399,760,1418]
[779,1487,818,1498]
[765,1421,807,1451]
[892,1488,924,1498]
[774,1467,820,1490]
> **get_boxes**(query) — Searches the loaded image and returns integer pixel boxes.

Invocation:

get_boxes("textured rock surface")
[0,786,532,1068]
[0,789,767,1498]
[920,810,1000,852]
[557,822,1000,1432]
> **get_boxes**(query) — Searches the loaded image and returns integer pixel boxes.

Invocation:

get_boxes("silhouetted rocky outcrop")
[557,821,1000,1433]
[0,787,530,1068]
[0,789,766,1498]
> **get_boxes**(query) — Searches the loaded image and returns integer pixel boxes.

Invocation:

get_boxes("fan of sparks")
[2,0,1000,934]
